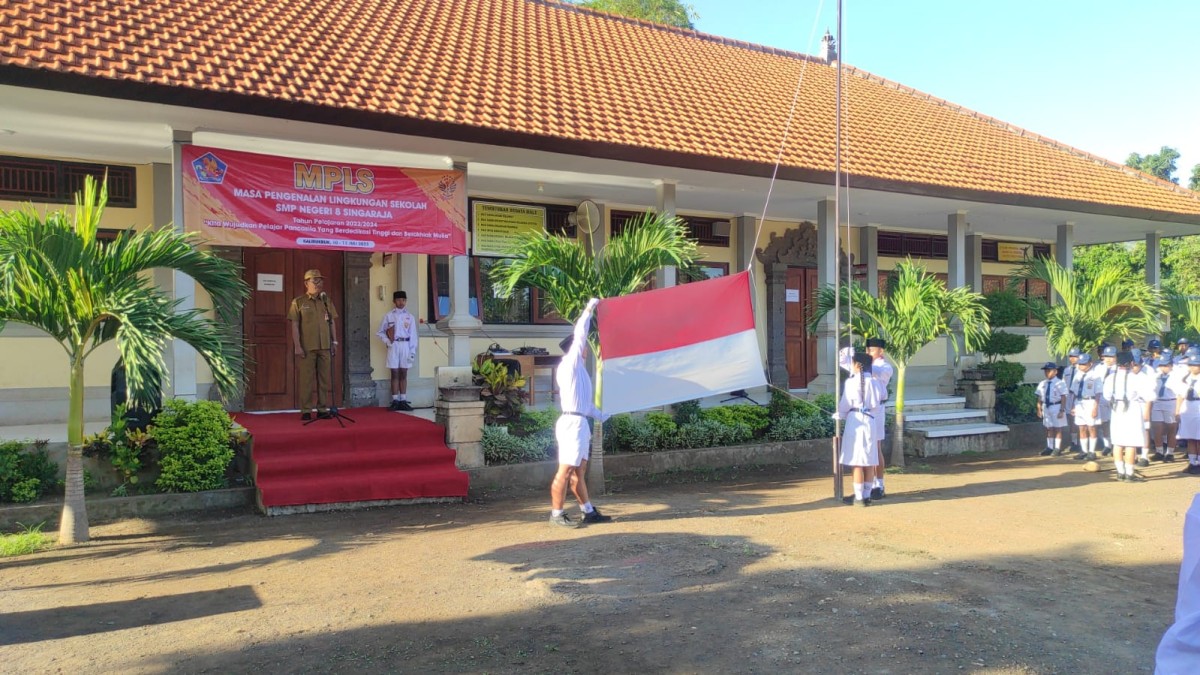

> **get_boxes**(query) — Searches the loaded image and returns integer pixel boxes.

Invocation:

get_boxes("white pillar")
[1055,222,1074,305]
[965,233,983,295]
[654,182,677,288]
[437,163,482,366]
[160,131,197,400]
[939,211,967,394]
[1146,231,1162,289]
[809,198,839,393]
[860,224,879,296]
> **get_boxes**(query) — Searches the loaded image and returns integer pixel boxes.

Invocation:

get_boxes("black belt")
[393,338,410,342]
[849,408,874,418]
[562,411,588,418]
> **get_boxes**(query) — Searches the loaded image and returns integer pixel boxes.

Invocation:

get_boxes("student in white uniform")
[1035,362,1068,456]
[1061,348,1083,454]
[376,291,419,411]
[1104,351,1155,482]
[1176,355,1200,476]
[1151,357,1182,464]
[1071,354,1101,461]
[1096,344,1118,455]
[1132,352,1155,462]
[548,298,612,528]
[865,338,894,499]
[836,351,884,507]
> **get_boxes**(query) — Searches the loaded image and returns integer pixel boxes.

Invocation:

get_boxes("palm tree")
[1167,294,1200,337]
[0,177,248,544]
[1018,256,1162,358]
[491,211,699,487]
[811,259,990,467]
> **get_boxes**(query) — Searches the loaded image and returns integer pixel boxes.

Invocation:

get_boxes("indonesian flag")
[596,271,767,414]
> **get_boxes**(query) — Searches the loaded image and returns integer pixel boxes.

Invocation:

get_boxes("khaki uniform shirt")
[288,294,338,351]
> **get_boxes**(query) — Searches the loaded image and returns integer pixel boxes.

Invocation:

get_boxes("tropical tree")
[492,211,699,487]
[572,0,698,29]
[811,259,990,467]
[1017,256,1163,358]
[1168,294,1200,338]
[0,177,248,544]
[1126,146,1181,184]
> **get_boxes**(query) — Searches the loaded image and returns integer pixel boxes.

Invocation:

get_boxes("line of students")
[1040,338,1200,481]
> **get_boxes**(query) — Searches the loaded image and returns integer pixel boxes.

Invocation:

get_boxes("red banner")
[182,145,466,254]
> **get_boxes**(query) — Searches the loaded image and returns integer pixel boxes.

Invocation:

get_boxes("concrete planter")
[438,386,482,402]
[1004,421,1045,450]
[0,487,255,532]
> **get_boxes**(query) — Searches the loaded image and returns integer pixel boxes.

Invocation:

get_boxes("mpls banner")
[182,145,466,254]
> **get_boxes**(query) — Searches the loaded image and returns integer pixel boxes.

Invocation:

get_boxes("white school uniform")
[1036,377,1069,429]
[377,307,418,369]
[1102,367,1155,448]
[1072,369,1102,426]
[837,347,892,441]
[1094,362,1114,422]
[1178,375,1200,441]
[836,372,884,467]
[1152,370,1183,424]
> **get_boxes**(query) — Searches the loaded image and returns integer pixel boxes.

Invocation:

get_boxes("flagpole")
[831,0,845,503]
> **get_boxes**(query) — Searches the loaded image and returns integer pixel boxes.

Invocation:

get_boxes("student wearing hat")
[1176,355,1200,475]
[1062,348,1083,453]
[1146,338,1164,360]
[1151,357,1181,464]
[1096,344,1118,456]
[288,269,339,421]
[1035,362,1068,456]
[1175,338,1192,366]
[1071,354,1101,461]
[835,351,884,506]
[864,337,893,499]
[377,290,419,411]
[1103,351,1155,482]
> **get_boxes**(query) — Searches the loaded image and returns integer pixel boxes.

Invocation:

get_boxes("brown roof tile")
[1,0,1198,217]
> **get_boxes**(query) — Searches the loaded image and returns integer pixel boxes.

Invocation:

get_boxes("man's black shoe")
[389,400,402,411]
[398,401,414,411]
[301,412,313,421]
[1073,451,1088,460]
[582,508,612,524]
[1151,452,1165,461]
[317,410,333,419]
[870,487,884,500]
[1040,448,1053,456]
[1164,454,1177,463]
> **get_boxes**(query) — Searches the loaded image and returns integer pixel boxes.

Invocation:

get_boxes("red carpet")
[234,408,468,509]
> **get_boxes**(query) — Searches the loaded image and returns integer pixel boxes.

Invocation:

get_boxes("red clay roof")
[2,0,1198,219]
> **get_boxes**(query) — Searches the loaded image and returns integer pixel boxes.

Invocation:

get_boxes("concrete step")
[904,410,989,428]
[905,422,1009,457]
[886,396,966,413]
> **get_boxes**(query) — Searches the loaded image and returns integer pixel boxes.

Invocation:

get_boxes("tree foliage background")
[571,0,698,29]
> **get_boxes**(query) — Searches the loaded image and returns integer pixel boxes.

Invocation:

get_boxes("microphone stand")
[304,292,355,427]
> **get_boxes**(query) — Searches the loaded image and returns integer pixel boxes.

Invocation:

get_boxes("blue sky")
[689,0,1200,185]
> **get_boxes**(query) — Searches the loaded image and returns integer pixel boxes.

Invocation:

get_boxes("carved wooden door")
[785,267,819,389]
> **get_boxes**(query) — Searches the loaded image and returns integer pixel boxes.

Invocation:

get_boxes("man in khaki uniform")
[288,269,339,420]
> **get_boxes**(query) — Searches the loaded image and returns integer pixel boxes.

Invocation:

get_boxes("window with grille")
[0,156,137,207]
[612,210,730,246]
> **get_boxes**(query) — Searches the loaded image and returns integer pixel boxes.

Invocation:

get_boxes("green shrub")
[673,399,703,425]
[765,412,836,441]
[0,440,58,504]
[700,405,770,435]
[0,522,52,557]
[482,426,552,464]
[513,408,558,436]
[644,412,678,449]
[981,359,1026,391]
[982,289,1028,327]
[811,393,836,413]
[153,400,235,493]
[981,330,1030,362]
[996,384,1038,424]
[675,420,753,448]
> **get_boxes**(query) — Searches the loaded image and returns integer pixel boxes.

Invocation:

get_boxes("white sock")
[1114,460,1126,475]
[551,509,564,517]
[581,502,595,513]
[399,394,407,401]
[1140,447,1149,458]
[1086,437,1096,453]
[392,394,401,401]
[873,477,884,489]
[1167,447,1175,456]
[1046,439,1054,451]
[853,482,865,500]
[1054,437,1061,450]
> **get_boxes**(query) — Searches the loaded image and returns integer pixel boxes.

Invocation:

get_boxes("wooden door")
[785,267,819,389]
[242,249,345,411]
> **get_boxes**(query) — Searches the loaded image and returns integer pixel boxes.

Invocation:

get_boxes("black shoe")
[1051,447,1064,456]
[1086,452,1097,462]
[1040,448,1053,456]
[870,487,884,500]
[398,401,414,411]
[301,412,313,421]
[1183,464,1197,474]
[1073,451,1088,460]
[389,400,402,411]
[1126,472,1147,482]
[549,513,581,529]
[853,498,870,508]
[581,508,612,524]
[1151,452,1165,461]
[1101,448,1113,457]
[1136,457,1150,468]
[1164,454,1176,463]
[317,410,333,419]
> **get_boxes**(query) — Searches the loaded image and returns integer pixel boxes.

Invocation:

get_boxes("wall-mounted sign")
[997,242,1035,263]
[472,201,546,257]
[256,273,283,292]
[182,145,466,254]
[786,289,801,303]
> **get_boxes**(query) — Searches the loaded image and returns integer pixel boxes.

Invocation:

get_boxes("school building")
[2,0,1199,428]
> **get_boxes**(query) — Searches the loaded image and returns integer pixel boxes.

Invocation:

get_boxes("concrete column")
[860,224,879,296]
[583,201,608,258]
[345,253,376,408]
[654,182,677,288]
[965,233,984,294]
[765,263,790,388]
[808,198,839,393]
[436,162,482,366]
[939,211,967,394]
[155,131,197,400]
[1055,222,1074,305]
[1146,231,1162,289]
[734,215,756,274]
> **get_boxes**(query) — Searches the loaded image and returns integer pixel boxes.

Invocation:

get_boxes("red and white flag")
[596,271,766,414]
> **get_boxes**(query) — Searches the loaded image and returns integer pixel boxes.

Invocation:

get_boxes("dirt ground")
[0,448,1194,674]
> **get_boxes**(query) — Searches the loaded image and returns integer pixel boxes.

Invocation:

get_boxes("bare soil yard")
[0,449,1192,674]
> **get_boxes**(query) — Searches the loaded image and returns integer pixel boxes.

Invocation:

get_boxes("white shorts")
[1074,401,1100,427]
[555,414,591,467]
[1042,404,1067,429]
[386,341,416,370]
